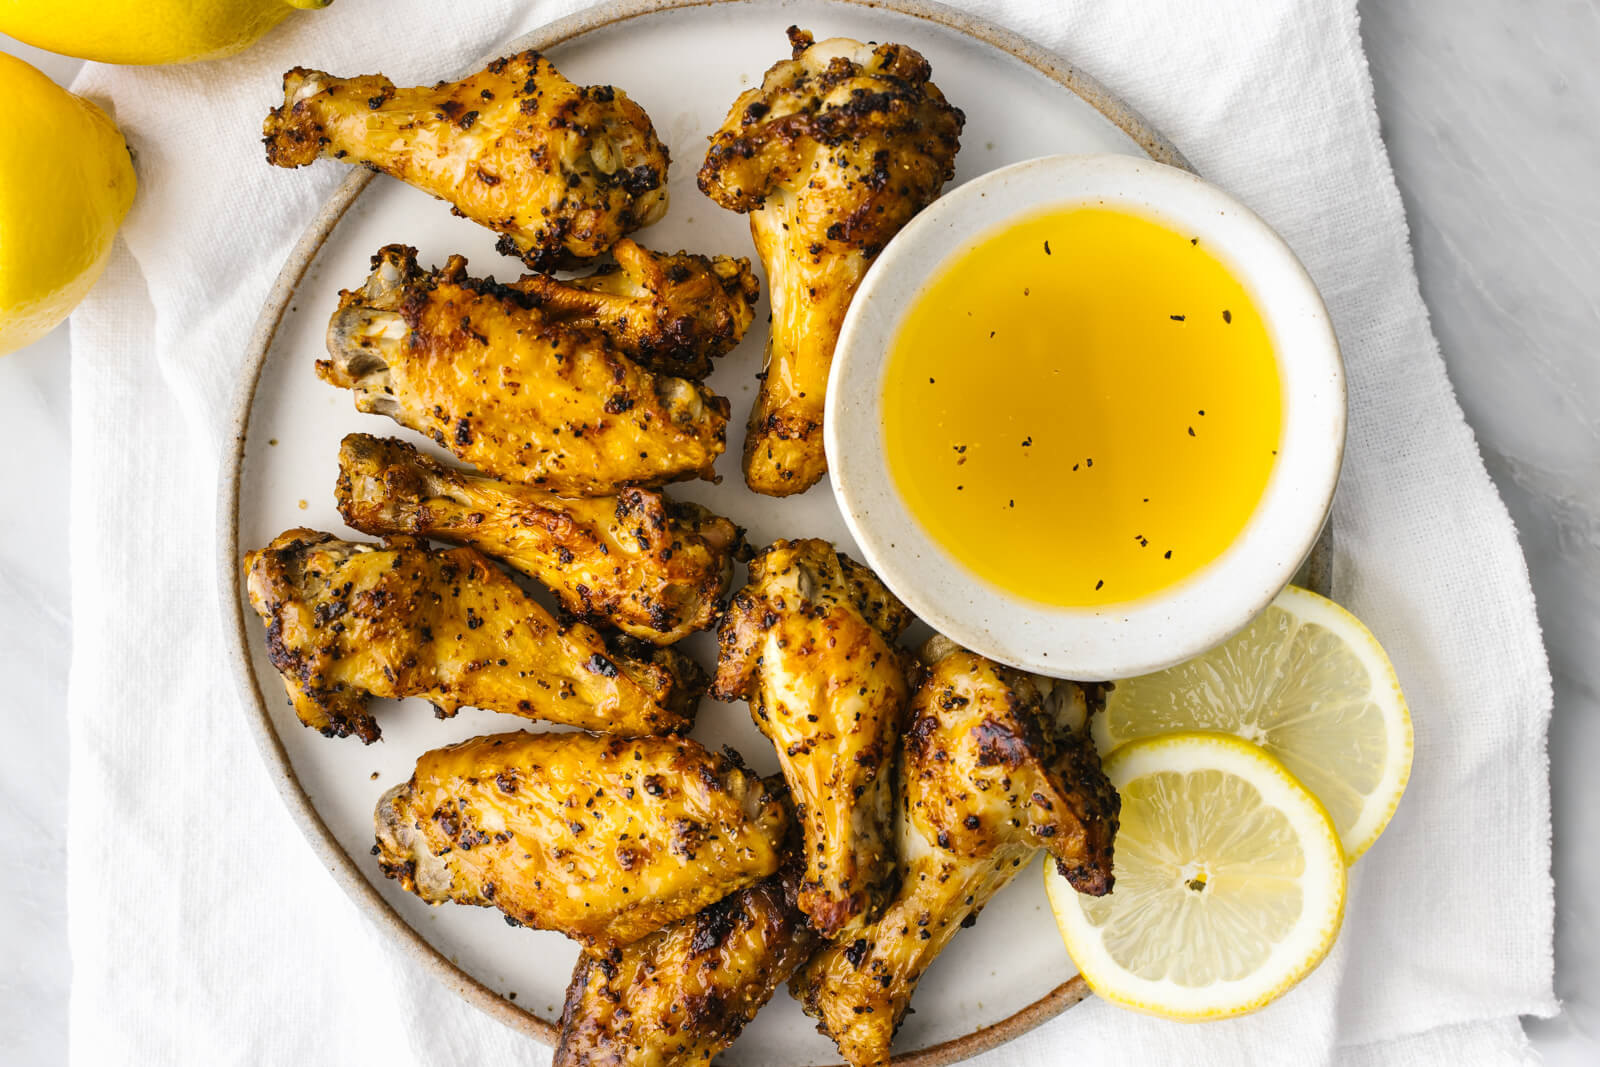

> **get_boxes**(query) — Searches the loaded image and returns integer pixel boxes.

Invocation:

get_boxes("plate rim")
[216,0,1191,1061]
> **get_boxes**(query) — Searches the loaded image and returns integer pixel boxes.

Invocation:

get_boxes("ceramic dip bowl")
[824,153,1345,680]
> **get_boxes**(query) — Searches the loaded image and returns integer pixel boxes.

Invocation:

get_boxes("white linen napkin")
[66,1,1555,1064]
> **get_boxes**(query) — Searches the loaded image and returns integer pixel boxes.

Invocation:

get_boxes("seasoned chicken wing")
[699,28,963,495]
[322,246,728,495]
[554,855,819,1066]
[508,239,760,379]
[243,529,703,743]
[375,731,790,949]
[712,539,915,938]
[335,434,740,645]
[792,639,1119,1066]
[264,52,668,270]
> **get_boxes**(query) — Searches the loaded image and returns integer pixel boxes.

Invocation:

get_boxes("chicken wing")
[699,28,964,495]
[508,239,760,379]
[243,529,703,743]
[335,434,740,646]
[554,855,819,1066]
[322,245,728,495]
[792,639,1119,1066]
[264,52,668,270]
[712,539,915,938]
[375,731,790,950]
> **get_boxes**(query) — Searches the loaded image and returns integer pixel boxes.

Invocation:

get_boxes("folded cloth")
[66,1,1554,1064]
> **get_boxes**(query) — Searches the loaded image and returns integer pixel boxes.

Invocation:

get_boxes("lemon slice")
[1092,586,1412,861]
[1046,733,1346,1020]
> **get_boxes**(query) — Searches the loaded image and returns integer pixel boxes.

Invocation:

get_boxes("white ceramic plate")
[220,2,1196,1062]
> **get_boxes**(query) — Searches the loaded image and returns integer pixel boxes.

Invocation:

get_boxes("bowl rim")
[825,152,1346,680]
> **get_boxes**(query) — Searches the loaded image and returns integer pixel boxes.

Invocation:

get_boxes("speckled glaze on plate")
[216,1,1327,1062]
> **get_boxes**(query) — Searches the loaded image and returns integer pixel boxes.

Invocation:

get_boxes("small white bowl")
[825,154,1345,680]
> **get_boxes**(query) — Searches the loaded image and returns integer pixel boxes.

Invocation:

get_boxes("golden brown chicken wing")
[712,539,915,938]
[322,246,728,495]
[243,529,703,743]
[335,434,740,646]
[508,239,760,379]
[554,856,819,1066]
[699,28,963,495]
[375,731,790,950]
[792,639,1119,1066]
[263,52,668,270]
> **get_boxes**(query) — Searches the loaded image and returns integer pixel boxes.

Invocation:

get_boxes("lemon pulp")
[1081,765,1308,983]
[882,206,1281,607]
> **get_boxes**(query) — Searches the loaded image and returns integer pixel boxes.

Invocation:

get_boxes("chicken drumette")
[712,539,916,938]
[243,529,704,743]
[322,246,729,495]
[335,434,741,646]
[375,731,790,949]
[508,238,760,379]
[264,52,668,270]
[699,28,963,495]
[554,853,819,1066]
[792,639,1119,1066]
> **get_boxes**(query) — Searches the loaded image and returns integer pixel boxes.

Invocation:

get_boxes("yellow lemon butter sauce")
[883,206,1282,607]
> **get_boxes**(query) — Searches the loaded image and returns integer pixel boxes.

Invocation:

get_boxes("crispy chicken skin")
[374,732,790,949]
[554,855,820,1066]
[321,246,729,495]
[335,434,740,646]
[243,529,704,743]
[507,239,760,379]
[698,28,964,496]
[712,539,916,938]
[792,640,1119,1066]
[263,52,669,270]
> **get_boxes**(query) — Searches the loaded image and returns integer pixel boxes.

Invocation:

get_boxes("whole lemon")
[0,54,136,357]
[0,0,333,66]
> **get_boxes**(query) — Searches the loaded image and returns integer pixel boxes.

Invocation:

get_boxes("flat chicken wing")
[554,856,820,1066]
[243,529,703,743]
[335,434,740,646]
[264,52,668,270]
[508,239,760,379]
[699,28,963,495]
[375,731,790,949]
[712,539,915,938]
[792,639,1119,1066]
[322,245,728,495]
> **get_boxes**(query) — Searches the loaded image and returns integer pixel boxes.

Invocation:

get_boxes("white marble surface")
[1,3,1595,1062]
